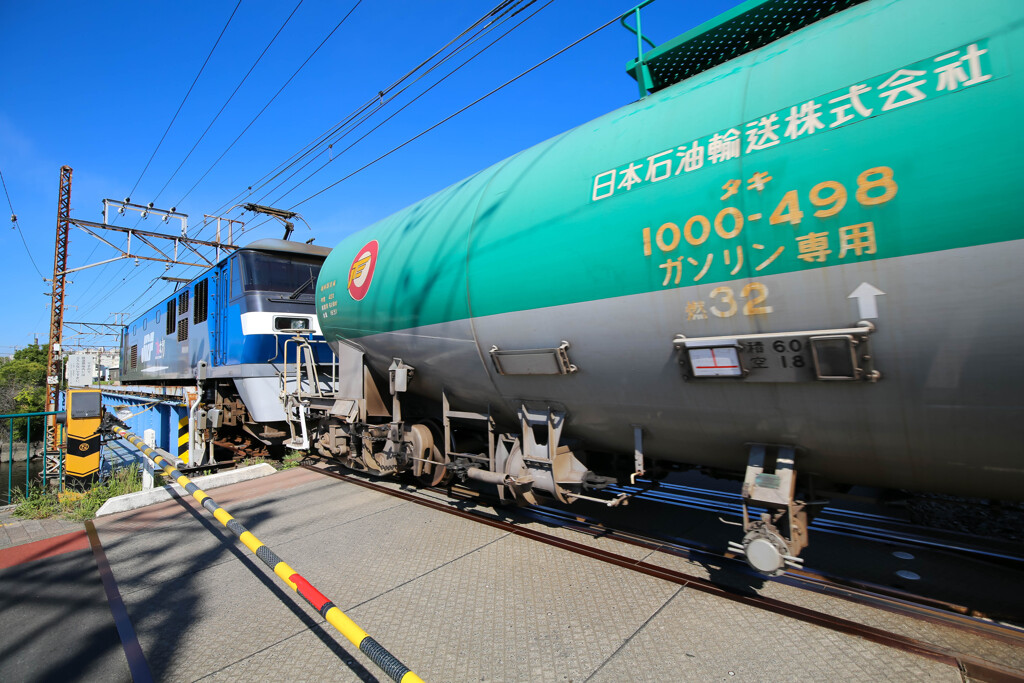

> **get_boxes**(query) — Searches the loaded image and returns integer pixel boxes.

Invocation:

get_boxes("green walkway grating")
[625,0,868,95]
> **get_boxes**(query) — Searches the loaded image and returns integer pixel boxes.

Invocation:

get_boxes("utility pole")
[39,165,246,482]
[44,166,72,478]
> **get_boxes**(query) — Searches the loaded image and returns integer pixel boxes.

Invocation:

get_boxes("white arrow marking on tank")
[848,282,885,319]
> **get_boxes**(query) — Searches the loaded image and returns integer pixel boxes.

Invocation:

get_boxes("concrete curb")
[95,464,278,517]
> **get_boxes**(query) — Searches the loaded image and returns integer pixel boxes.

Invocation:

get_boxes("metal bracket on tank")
[489,341,578,376]
[387,358,414,424]
[674,321,879,383]
[728,444,808,576]
[630,425,645,485]
[442,390,496,474]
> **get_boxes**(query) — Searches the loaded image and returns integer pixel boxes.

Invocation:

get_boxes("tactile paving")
[91,469,985,681]
[588,587,961,682]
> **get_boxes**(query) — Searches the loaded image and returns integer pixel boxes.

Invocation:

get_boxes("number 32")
[709,282,773,318]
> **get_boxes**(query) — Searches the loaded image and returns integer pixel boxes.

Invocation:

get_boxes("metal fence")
[1,411,65,505]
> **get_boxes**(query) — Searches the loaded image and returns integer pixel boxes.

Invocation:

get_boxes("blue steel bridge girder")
[100,392,188,471]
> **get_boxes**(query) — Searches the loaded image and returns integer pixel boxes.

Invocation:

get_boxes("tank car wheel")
[409,423,450,487]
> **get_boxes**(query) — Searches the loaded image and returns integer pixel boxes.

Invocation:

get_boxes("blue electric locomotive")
[119,239,334,457]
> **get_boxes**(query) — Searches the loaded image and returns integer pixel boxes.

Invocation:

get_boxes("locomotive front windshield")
[238,251,323,296]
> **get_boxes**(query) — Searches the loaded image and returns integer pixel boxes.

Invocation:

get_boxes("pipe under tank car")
[120,239,334,460]
[306,0,1023,573]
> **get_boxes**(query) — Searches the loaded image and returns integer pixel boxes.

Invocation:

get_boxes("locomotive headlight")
[274,316,310,331]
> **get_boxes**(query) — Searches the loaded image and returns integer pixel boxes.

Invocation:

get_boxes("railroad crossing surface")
[1,466,1021,681]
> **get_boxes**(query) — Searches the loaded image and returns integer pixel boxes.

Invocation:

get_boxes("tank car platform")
[4,466,1022,681]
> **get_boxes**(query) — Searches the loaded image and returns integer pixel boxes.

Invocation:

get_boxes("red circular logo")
[347,240,378,301]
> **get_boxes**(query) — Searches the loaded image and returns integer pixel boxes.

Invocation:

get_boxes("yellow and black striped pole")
[177,417,190,465]
[112,425,423,683]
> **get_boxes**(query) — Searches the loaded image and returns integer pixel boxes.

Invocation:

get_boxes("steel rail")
[304,465,1024,683]
[609,482,1024,566]
[113,428,423,683]
[383,479,1023,632]
[436,485,1024,637]
[519,502,1024,640]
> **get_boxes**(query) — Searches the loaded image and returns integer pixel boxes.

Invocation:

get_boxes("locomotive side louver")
[165,300,176,335]
[193,279,208,324]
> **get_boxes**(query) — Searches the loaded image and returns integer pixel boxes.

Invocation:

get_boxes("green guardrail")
[1,411,66,505]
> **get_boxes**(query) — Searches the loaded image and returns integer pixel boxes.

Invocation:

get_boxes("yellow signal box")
[65,388,102,479]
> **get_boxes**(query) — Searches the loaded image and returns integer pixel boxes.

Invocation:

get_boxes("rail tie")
[112,426,423,683]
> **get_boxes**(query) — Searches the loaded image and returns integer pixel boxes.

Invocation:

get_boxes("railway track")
[301,463,1024,682]
[609,480,1024,569]
[519,502,1015,624]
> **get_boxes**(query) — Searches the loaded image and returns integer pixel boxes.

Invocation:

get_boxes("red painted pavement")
[0,530,89,569]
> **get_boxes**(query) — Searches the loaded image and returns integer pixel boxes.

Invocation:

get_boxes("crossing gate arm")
[112,426,424,683]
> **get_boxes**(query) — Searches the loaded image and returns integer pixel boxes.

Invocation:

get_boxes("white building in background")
[66,348,121,386]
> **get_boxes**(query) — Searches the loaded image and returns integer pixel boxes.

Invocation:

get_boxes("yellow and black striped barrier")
[112,425,423,683]
[177,417,189,465]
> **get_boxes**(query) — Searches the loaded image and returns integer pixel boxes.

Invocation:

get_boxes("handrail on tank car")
[620,0,658,96]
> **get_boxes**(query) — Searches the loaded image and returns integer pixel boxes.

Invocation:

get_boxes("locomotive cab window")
[230,257,244,300]
[238,251,322,297]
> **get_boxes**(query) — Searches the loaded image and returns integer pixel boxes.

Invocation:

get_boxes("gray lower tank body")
[344,239,1024,500]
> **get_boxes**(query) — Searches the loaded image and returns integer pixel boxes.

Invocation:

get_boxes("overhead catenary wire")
[253,0,548,208]
[74,0,244,324]
[77,263,156,322]
[16,2,536,348]
[172,0,364,209]
[0,168,45,279]
[77,0,293,325]
[211,1,543,237]
[208,0,564,240]
[192,0,533,238]
[123,0,533,311]
[125,0,243,202]
[88,0,569,329]
[149,0,306,205]
[288,10,623,210]
[72,223,160,318]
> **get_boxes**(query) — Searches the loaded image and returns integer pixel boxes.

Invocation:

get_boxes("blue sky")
[0,0,735,354]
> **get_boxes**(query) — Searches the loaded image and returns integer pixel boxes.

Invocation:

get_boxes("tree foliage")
[0,342,49,440]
